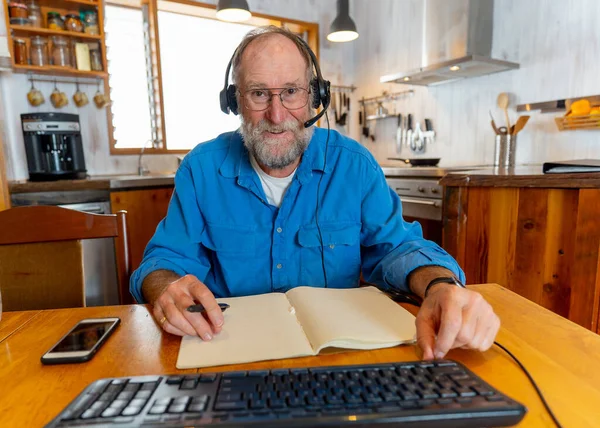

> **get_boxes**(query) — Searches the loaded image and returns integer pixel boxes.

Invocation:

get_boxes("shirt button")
[276,263,282,269]
[276,227,283,233]
[329,244,335,249]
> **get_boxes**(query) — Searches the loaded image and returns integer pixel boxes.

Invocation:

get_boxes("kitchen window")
[105,0,318,154]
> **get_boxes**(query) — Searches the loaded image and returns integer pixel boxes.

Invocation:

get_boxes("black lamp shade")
[327,0,359,42]
[216,0,252,22]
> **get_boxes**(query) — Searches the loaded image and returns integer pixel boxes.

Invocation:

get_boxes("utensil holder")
[494,134,517,167]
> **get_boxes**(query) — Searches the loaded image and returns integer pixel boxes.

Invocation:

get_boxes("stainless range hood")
[380,0,519,87]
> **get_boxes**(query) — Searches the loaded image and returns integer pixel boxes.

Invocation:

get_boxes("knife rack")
[359,90,414,107]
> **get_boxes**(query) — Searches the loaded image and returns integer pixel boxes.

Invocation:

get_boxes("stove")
[381,165,487,245]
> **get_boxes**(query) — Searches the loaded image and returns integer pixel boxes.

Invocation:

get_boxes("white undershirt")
[249,154,297,207]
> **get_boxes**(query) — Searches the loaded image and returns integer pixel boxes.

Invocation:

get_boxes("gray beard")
[240,118,314,169]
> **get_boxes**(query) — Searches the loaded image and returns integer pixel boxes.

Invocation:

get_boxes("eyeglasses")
[240,87,310,111]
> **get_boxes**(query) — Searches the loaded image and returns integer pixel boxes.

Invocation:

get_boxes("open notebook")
[176,286,417,369]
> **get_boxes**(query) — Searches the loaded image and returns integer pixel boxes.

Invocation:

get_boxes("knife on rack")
[395,114,403,154]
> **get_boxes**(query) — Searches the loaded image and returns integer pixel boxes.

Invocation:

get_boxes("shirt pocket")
[203,223,256,254]
[297,222,361,288]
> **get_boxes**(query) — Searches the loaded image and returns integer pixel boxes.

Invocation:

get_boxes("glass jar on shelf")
[47,12,64,31]
[13,38,28,65]
[26,0,42,27]
[64,12,83,32]
[51,36,71,67]
[88,42,103,71]
[8,2,28,19]
[30,36,48,66]
[9,17,31,26]
[82,10,99,35]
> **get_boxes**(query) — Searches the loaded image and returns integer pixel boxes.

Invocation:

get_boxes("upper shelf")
[36,0,99,8]
[10,25,103,40]
[13,64,107,78]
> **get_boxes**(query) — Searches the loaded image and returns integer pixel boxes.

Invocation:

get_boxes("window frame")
[106,0,319,155]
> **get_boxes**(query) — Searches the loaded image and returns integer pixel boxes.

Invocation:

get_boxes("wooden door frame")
[0,134,10,211]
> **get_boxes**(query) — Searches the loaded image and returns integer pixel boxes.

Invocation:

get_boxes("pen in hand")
[186,302,230,314]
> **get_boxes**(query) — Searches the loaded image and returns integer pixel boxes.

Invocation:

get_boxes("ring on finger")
[159,316,167,326]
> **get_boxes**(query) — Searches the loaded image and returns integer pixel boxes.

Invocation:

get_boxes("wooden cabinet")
[443,183,600,333]
[110,187,173,302]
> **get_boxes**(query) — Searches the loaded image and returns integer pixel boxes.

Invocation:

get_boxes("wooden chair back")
[0,206,130,311]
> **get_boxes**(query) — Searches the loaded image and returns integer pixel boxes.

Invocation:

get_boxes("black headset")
[219,34,331,128]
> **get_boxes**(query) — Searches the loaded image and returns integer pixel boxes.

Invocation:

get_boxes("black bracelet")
[424,276,465,298]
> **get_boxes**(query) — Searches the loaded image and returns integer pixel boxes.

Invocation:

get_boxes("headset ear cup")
[219,87,230,114]
[310,78,321,109]
[227,85,238,115]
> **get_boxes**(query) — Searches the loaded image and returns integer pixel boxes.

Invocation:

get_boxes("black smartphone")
[41,317,121,365]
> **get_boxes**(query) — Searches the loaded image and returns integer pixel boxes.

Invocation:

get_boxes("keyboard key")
[199,373,217,383]
[88,380,110,395]
[454,387,477,397]
[80,408,101,419]
[140,382,158,391]
[168,404,187,413]
[121,406,142,416]
[217,393,243,402]
[180,379,198,390]
[115,391,134,401]
[148,405,167,415]
[173,396,190,405]
[134,390,152,400]
[109,400,128,410]
[187,403,207,413]
[123,383,140,393]
[191,395,208,404]
[268,398,286,409]
[101,408,121,418]
[473,386,495,396]
[166,376,183,385]
[214,401,247,411]
[154,397,172,406]
[223,371,247,378]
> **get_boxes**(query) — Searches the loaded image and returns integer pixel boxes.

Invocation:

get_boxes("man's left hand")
[415,284,500,360]
[408,266,500,360]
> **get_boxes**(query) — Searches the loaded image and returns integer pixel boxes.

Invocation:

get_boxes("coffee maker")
[21,112,87,181]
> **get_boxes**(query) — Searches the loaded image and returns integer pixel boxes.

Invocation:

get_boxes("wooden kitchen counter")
[440,166,600,188]
[442,167,600,333]
[8,173,175,193]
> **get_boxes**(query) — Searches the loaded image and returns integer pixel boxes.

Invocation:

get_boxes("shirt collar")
[219,127,333,183]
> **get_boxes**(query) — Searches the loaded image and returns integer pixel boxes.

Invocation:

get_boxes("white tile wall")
[350,0,600,166]
[3,0,599,179]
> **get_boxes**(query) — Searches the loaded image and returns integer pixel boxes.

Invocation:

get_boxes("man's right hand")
[143,272,224,340]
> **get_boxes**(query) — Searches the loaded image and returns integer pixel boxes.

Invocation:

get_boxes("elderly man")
[130,26,499,361]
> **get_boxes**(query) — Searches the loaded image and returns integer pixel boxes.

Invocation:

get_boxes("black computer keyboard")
[46,360,526,427]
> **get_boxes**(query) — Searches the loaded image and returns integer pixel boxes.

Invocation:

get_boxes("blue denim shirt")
[129,128,465,302]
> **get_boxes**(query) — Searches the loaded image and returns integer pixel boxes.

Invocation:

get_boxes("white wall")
[351,0,600,166]
[0,0,355,180]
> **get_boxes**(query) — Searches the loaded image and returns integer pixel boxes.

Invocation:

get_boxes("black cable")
[314,110,330,288]
[493,341,563,428]
[386,293,562,427]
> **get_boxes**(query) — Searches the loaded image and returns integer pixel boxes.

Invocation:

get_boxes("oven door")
[400,196,442,221]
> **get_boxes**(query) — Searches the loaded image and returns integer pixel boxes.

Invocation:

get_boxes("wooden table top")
[0,284,599,427]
